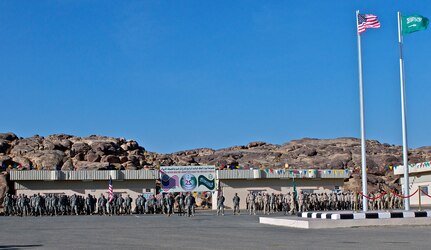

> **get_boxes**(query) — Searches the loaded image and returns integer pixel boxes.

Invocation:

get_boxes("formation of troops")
[244,191,405,215]
[2,190,405,216]
[1,192,197,217]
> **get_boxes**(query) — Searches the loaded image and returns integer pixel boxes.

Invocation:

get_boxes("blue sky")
[1,1,430,153]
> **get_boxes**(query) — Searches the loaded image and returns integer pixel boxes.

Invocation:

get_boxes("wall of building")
[15,180,156,209]
[400,174,431,206]
[410,182,431,206]
[13,170,348,211]
[214,178,345,210]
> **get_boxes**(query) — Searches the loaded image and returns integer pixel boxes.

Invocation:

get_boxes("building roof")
[9,168,350,181]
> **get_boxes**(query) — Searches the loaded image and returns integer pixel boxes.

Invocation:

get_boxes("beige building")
[10,170,157,208]
[394,161,431,206]
[214,169,350,210]
[10,168,350,211]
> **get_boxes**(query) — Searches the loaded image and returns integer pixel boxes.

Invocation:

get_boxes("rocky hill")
[2,132,431,197]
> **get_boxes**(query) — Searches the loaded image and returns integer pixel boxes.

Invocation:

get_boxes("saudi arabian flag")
[402,15,429,35]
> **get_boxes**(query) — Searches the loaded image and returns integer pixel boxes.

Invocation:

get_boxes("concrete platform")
[298,210,431,219]
[259,216,431,229]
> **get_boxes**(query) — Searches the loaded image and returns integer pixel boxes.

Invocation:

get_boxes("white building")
[394,161,431,206]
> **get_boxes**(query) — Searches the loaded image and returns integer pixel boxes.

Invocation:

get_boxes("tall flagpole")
[356,10,368,212]
[397,11,410,211]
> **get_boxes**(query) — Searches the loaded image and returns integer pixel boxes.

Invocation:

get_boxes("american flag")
[357,14,381,34]
[108,176,113,202]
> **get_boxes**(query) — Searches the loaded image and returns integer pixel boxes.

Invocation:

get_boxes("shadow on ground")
[0,245,43,250]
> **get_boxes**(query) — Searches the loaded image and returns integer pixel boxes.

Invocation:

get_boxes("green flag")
[402,15,429,35]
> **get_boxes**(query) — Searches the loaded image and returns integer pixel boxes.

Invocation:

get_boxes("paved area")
[1,211,431,250]
[260,216,431,229]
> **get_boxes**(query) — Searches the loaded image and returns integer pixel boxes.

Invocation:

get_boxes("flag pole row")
[356,11,429,212]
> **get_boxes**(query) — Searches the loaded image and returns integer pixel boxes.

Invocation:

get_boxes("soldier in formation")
[247,192,256,215]
[124,194,133,214]
[241,190,404,215]
[98,194,107,215]
[134,194,146,214]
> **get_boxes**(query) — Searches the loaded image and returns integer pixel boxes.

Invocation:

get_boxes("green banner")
[402,15,429,35]
[198,175,215,190]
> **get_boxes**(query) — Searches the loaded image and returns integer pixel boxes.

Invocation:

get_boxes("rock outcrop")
[0,173,8,204]
[1,133,431,194]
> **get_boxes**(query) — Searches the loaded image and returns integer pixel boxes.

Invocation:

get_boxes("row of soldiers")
[2,193,134,216]
[2,192,198,217]
[3,190,405,216]
[244,191,405,215]
[134,192,197,216]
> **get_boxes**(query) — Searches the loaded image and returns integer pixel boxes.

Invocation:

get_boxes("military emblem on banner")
[180,174,197,191]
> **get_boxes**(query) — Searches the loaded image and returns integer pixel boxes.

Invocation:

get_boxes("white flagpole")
[397,11,410,211]
[356,10,368,212]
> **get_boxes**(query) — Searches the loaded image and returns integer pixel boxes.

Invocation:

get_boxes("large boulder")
[73,153,85,161]
[11,156,32,168]
[74,161,110,170]
[42,140,56,150]
[298,147,318,157]
[44,139,72,151]
[46,134,73,141]
[80,135,121,145]
[25,150,65,170]
[59,139,73,150]
[125,161,138,170]
[9,136,43,156]
[0,140,11,154]
[119,156,128,164]
[9,144,35,156]
[101,155,121,164]
[121,140,141,151]
[71,142,91,156]
[0,133,18,141]
[61,159,75,171]
[0,173,8,204]
[247,141,267,148]
[0,155,12,167]
[86,151,101,162]
[91,142,117,155]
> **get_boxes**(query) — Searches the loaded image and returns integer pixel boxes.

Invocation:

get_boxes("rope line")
[420,189,431,199]
[389,189,418,199]
[358,191,387,200]
[358,189,420,200]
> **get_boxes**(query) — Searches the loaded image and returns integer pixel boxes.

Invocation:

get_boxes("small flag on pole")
[108,176,113,202]
[401,15,429,35]
[357,14,381,34]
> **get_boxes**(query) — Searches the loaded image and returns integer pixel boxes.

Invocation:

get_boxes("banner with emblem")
[160,166,216,193]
